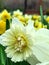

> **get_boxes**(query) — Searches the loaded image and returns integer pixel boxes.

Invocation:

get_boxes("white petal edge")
[36,62,49,65]
[12,17,24,28]
[26,20,35,35]
[32,28,49,62]
[33,42,49,62]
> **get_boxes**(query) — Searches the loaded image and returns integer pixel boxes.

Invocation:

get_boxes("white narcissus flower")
[1,18,49,65]
[0,18,38,63]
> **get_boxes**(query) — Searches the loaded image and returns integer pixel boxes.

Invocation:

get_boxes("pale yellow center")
[15,36,27,52]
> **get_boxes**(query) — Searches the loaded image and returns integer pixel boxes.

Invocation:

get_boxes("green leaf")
[20,61,30,65]
[0,45,6,65]
[40,5,48,25]
[47,24,49,29]
[6,19,10,30]
[14,61,30,65]
[6,58,30,65]
[6,58,13,65]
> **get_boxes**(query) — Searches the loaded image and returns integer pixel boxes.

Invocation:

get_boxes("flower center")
[15,36,27,52]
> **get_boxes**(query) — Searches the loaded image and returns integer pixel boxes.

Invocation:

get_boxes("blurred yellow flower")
[43,25,47,29]
[46,16,49,22]
[34,20,39,27]
[34,20,43,30]
[32,15,40,20]
[13,10,23,17]
[0,13,1,19]
[0,20,6,34]
[17,15,25,22]
[17,15,27,25]
[25,14,32,21]
[1,9,11,21]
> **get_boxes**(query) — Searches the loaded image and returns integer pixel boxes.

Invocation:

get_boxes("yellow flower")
[25,14,32,21]
[13,10,23,17]
[34,20,43,30]
[1,9,11,21]
[17,15,27,25]
[43,25,47,29]
[32,15,40,20]
[0,13,1,19]
[0,20,6,34]
[46,16,49,22]
[34,20,39,27]
[17,15,25,22]
[37,22,43,29]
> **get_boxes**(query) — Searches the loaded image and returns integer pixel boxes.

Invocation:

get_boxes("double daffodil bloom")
[1,18,49,65]
[0,18,35,63]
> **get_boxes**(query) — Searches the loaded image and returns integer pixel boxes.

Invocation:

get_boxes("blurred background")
[0,0,49,14]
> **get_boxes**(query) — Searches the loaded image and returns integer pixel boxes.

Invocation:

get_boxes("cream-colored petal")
[36,62,49,65]
[11,53,23,62]
[11,18,25,37]
[26,20,35,34]
[23,48,33,60]
[32,28,49,62]
[12,18,24,29]
[33,42,49,62]
[5,47,16,58]
[36,28,49,40]
[1,30,16,46]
